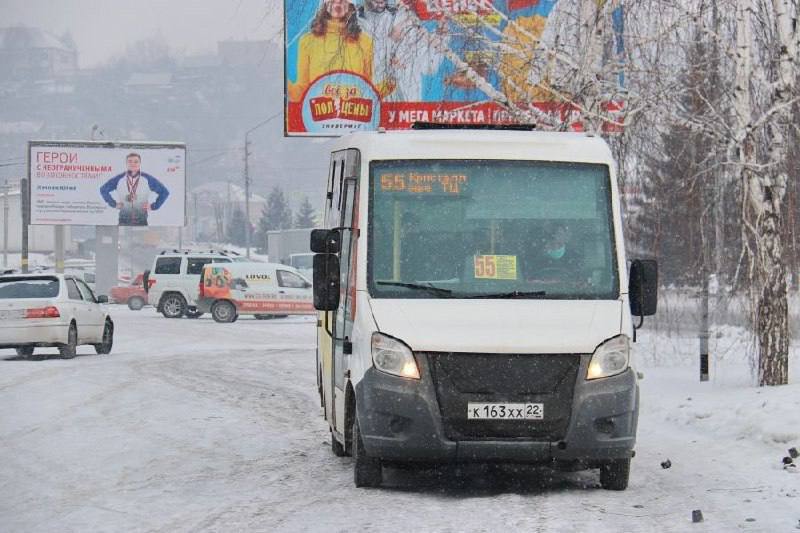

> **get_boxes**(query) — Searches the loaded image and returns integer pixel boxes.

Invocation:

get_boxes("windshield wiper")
[467,290,547,299]
[376,281,454,297]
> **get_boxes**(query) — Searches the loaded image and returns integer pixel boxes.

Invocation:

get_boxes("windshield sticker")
[474,255,517,280]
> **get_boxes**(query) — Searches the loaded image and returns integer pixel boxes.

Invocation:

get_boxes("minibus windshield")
[368,160,618,299]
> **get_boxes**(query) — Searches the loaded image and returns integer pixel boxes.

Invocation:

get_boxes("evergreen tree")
[294,196,316,228]
[227,207,248,246]
[255,186,293,252]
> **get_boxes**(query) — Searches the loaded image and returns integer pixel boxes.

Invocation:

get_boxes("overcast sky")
[3,0,283,67]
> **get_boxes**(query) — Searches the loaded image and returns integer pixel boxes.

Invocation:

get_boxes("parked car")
[110,273,148,310]
[197,261,314,323]
[0,273,114,359]
[145,250,237,318]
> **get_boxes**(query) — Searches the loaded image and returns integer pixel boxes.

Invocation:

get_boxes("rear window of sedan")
[0,277,61,299]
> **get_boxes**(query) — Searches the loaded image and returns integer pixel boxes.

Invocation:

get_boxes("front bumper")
[355,352,638,465]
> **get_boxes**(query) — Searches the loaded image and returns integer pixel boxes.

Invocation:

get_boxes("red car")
[110,273,148,310]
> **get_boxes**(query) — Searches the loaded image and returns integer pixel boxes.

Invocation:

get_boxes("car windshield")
[368,160,618,299]
[0,277,61,299]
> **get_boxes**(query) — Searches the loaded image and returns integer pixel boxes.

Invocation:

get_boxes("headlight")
[371,332,420,380]
[587,335,630,380]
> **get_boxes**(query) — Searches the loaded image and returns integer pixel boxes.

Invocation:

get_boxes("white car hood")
[368,298,623,354]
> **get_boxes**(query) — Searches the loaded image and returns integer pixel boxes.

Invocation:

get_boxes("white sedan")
[0,273,114,359]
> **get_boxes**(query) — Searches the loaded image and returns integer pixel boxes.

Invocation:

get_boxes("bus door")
[319,148,359,437]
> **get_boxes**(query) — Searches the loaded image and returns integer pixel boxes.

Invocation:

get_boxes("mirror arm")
[324,311,334,338]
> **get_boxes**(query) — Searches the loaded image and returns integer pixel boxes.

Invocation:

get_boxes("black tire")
[331,430,348,457]
[16,346,34,357]
[160,294,186,319]
[353,418,382,487]
[211,300,237,323]
[59,323,78,359]
[127,296,145,311]
[185,309,204,319]
[94,320,114,355]
[600,458,631,491]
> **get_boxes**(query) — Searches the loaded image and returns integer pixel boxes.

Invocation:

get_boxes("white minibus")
[311,126,658,490]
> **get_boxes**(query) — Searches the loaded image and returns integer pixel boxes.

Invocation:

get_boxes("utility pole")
[244,135,251,257]
[2,180,8,269]
[244,112,282,258]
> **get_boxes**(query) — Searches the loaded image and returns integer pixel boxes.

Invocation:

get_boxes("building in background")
[1,186,73,253]
[0,26,78,80]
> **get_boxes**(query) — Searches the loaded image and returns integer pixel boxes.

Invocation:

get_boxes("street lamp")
[244,111,282,258]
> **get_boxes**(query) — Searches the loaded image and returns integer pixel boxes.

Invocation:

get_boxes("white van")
[197,261,314,323]
[310,127,658,490]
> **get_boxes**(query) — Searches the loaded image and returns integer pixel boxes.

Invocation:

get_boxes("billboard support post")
[95,226,119,297]
[20,178,29,274]
[54,226,64,273]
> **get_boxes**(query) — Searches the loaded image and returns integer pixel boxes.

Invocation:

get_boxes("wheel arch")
[158,291,186,307]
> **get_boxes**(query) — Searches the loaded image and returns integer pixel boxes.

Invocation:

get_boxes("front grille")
[426,352,580,441]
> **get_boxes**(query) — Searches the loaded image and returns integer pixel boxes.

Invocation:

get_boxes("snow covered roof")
[0,27,74,52]
[332,129,615,166]
[124,72,173,87]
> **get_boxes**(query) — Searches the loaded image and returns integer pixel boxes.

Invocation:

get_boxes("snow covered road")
[1,308,798,532]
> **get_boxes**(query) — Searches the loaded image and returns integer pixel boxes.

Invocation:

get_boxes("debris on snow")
[661,459,672,469]
[789,447,799,459]
[692,509,704,523]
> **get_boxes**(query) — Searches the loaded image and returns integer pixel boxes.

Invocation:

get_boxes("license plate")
[467,403,544,420]
[0,310,24,320]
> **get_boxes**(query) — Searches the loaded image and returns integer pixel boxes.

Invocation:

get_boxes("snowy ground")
[1,308,798,532]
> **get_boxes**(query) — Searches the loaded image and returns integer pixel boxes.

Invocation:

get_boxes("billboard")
[284,0,560,135]
[28,141,186,227]
[285,1,624,136]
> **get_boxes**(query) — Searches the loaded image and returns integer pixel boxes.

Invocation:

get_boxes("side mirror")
[629,259,658,317]
[310,229,341,254]
[313,254,340,311]
[97,295,109,304]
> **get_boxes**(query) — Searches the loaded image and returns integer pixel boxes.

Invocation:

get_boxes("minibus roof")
[329,130,615,166]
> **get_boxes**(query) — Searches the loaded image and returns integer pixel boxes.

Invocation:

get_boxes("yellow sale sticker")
[474,255,518,280]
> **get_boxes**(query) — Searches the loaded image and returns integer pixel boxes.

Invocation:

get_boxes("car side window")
[155,257,182,274]
[187,257,213,275]
[66,279,83,300]
[277,270,307,289]
[76,279,97,303]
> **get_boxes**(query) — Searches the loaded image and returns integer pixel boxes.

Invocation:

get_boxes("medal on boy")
[126,175,139,203]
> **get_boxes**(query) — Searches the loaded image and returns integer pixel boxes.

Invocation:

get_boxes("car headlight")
[587,335,630,380]
[371,332,420,380]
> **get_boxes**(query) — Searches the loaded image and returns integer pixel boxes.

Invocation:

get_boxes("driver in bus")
[526,221,583,283]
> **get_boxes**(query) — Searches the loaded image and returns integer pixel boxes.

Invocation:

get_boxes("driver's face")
[546,227,568,249]
[367,0,387,12]
[126,156,141,175]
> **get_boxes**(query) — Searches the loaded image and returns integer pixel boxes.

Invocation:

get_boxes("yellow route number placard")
[474,255,518,280]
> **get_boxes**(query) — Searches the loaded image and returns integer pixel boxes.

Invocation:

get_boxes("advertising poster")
[29,142,186,227]
[285,0,622,136]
